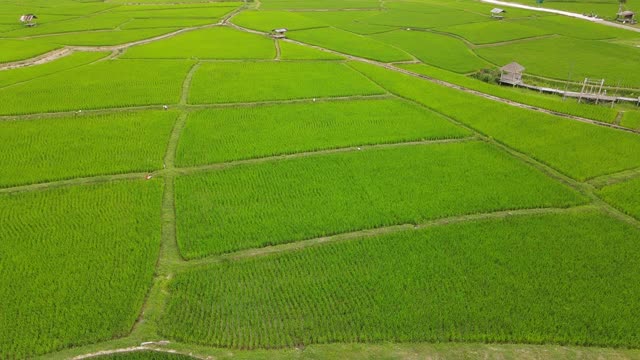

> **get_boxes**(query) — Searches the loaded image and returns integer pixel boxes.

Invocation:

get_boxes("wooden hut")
[271,28,288,39]
[616,10,636,24]
[499,62,525,85]
[490,8,506,19]
[19,14,38,27]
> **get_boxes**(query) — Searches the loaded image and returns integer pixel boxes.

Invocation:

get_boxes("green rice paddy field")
[1,0,640,358]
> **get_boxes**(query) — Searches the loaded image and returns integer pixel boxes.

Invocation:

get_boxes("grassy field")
[0,111,176,187]
[0,180,163,359]
[2,0,640,358]
[350,61,640,180]
[287,27,413,62]
[122,27,276,59]
[162,210,640,348]
[397,63,618,123]
[598,177,640,221]
[476,36,640,85]
[0,38,62,64]
[232,10,327,32]
[0,59,193,115]
[175,98,470,166]
[0,51,108,88]
[175,141,584,258]
[278,41,344,60]
[188,61,385,104]
[374,29,489,73]
[437,20,552,45]
[90,352,197,360]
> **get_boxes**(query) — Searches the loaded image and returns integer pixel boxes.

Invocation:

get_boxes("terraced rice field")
[2,0,640,358]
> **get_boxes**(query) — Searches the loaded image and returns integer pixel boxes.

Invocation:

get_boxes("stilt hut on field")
[617,10,636,23]
[499,62,525,85]
[491,8,506,19]
[19,14,37,27]
[271,28,288,39]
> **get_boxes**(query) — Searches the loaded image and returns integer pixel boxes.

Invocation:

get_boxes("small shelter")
[491,8,506,19]
[271,28,288,39]
[616,10,636,24]
[19,14,37,27]
[499,62,525,85]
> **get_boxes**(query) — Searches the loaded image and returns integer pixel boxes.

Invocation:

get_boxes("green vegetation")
[365,9,487,29]
[476,36,640,85]
[122,27,275,59]
[45,28,181,46]
[0,52,107,88]
[175,98,469,166]
[288,27,412,62]
[621,111,640,130]
[374,29,488,73]
[175,141,584,258]
[0,59,193,115]
[437,20,551,45]
[0,111,176,187]
[259,0,380,10]
[90,351,197,360]
[232,10,327,32]
[188,61,384,104]
[162,210,640,348]
[349,61,640,180]
[397,62,618,123]
[598,177,640,220]
[0,38,61,64]
[278,40,344,60]
[0,180,163,359]
[2,0,640,358]
[298,10,392,34]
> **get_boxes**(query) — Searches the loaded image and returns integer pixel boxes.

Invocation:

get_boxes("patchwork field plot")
[396,63,618,123]
[0,180,163,359]
[0,51,108,88]
[0,59,193,115]
[350,62,640,180]
[476,36,640,85]
[232,10,327,32]
[2,0,640,358]
[287,27,412,62]
[122,27,276,59]
[162,210,640,348]
[365,9,488,29]
[175,141,584,258]
[175,98,470,166]
[0,38,61,64]
[373,29,488,73]
[45,28,182,46]
[436,20,552,45]
[188,61,385,104]
[0,111,176,187]
[298,10,393,34]
[598,177,640,221]
[278,41,344,60]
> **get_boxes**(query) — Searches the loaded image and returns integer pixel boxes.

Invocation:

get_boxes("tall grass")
[0,110,177,187]
[0,180,163,359]
[175,141,585,258]
[175,98,470,166]
[349,61,640,181]
[162,210,640,348]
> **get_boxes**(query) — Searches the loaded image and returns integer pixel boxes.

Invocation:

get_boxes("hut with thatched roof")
[499,62,525,85]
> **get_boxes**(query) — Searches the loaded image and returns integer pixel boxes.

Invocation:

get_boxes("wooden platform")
[501,80,640,104]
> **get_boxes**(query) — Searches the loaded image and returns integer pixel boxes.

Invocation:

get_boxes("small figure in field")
[163,105,168,110]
